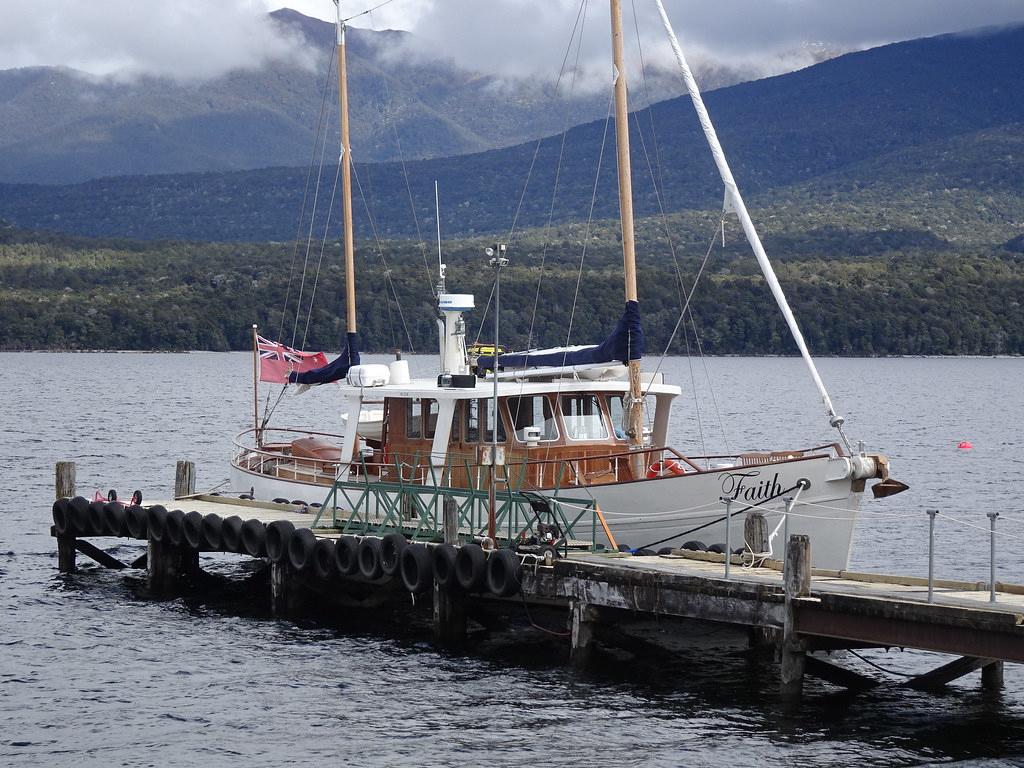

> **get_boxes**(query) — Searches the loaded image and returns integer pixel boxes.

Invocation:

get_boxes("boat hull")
[231,452,860,569]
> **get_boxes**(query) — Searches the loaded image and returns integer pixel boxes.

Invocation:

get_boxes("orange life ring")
[646,459,686,479]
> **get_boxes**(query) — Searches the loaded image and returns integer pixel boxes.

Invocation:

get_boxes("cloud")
[0,0,314,80]
[366,0,1024,89]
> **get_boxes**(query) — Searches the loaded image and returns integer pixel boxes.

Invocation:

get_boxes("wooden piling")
[982,660,1005,691]
[570,601,599,667]
[147,539,198,592]
[270,561,301,617]
[55,461,76,499]
[55,462,76,572]
[174,460,196,499]
[745,512,773,647]
[744,512,768,566]
[57,536,76,573]
[781,534,811,699]
[434,496,466,645]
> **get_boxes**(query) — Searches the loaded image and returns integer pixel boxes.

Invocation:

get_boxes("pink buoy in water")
[957,440,973,450]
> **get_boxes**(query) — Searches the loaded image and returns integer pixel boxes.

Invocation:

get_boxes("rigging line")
[365,8,434,297]
[339,0,399,25]
[629,0,716,456]
[278,44,337,342]
[515,0,589,363]
[506,0,589,243]
[690,309,732,455]
[640,218,722,401]
[300,161,342,351]
[290,91,336,350]
[260,384,290,434]
[350,161,416,352]
[563,90,615,353]
[682,309,708,463]
[472,280,497,346]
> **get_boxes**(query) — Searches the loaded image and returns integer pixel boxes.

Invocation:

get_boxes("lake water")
[1,353,1022,766]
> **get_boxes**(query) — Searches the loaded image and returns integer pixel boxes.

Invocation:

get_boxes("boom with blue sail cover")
[475,301,643,374]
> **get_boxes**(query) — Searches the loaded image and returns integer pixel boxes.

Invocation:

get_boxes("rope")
[519,591,571,637]
[279,44,336,342]
[300,162,342,350]
[351,162,416,352]
[516,0,589,354]
[290,100,334,350]
[364,7,436,298]
[339,0,399,25]
[847,649,916,678]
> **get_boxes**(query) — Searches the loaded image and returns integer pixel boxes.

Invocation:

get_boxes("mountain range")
[0,9,838,186]
[1,22,1021,249]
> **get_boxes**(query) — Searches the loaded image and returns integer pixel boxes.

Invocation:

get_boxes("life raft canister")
[647,458,686,479]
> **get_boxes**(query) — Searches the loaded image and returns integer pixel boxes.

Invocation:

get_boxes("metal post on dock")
[720,497,732,579]
[987,511,999,603]
[926,509,939,603]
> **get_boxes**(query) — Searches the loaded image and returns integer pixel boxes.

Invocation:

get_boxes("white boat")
[231,1,907,568]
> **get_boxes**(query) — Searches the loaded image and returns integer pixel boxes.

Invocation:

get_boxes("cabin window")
[607,394,655,442]
[607,395,628,440]
[464,398,506,443]
[560,394,608,441]
[507,395,558,443]
[406,398,439,440]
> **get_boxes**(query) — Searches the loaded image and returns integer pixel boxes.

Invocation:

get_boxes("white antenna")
[434,180,445,293]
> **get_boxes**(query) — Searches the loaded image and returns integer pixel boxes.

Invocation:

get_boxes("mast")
[610,0,646,473]
[653,0,849,448]
[336,2,357,335]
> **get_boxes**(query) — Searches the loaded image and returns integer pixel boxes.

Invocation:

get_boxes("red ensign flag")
[256,335,328,383]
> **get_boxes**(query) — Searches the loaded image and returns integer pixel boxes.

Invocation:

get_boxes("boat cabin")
[354,376,680,490]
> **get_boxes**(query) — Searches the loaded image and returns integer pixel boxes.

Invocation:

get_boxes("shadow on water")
[44,552,1024,766]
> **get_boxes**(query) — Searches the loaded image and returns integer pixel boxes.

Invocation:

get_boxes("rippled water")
[2,353,1022,766]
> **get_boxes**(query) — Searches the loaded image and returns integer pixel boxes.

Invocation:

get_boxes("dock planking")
[50,473,1022,700]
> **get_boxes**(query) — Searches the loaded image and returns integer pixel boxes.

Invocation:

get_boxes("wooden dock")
[49,462,1022,701]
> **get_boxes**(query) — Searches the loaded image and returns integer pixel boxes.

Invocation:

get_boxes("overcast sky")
[1,0,1023,81]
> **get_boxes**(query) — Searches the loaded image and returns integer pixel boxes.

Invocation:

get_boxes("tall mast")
[336,2,357,335]
[610,0,645,470]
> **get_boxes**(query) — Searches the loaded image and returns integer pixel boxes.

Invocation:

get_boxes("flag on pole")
[256,335,329,383]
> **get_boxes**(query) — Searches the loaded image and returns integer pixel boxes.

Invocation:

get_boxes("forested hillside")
[2,214,1021,356]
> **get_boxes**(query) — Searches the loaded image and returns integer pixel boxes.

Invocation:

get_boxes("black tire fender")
[400,544,433,594]
[182,511,204,549]
[312,538,336,580]
[334,535,360,576]
[125,505,148,540]
[165,510,186,547]
[241,518,267,558]
[358,537,384,580]
[265,520,295,564]
[486,548,522,597]
[288,528,316,571]
[200,514,223,550]
[455,543,487,592]
[432,543,459,590]
[220,515,244,553]
[380,532,407,577]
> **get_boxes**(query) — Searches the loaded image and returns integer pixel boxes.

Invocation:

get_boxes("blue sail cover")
[476,301,643,374]
[289,332,360,385]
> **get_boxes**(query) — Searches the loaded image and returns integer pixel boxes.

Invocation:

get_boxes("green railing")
[312,455,599,548]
